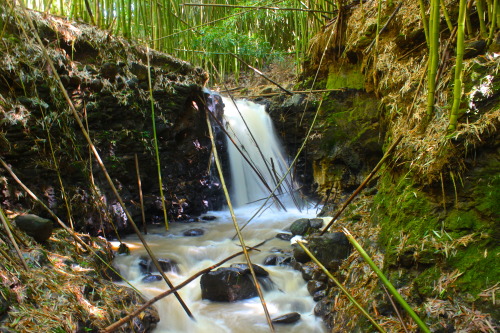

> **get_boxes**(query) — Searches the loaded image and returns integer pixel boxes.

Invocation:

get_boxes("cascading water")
[113,97,325,333]
[222,97,301,209]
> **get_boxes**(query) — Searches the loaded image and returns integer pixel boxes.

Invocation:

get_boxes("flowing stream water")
[113,97,326,333]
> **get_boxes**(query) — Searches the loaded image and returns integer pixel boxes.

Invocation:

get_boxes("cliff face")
[272,0,499,331]
[0,6,223,236]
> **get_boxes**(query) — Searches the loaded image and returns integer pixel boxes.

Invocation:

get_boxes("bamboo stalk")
[135,154,147,234]
[447,0,467,133]
[146,47,169,230]
[419,0,430,46]
[486,0,498,47]
[320,136,402,235]
[102,238,272,332]
[342,228,431,333]
[205,101,275,332]
[0,208,29,271]
[296,240,386,333]
[426,0,441,116]
[441,0,453,32]
[15,1,193,318]
[476,0,488,37]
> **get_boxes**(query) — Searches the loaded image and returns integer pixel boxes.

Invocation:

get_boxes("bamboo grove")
[22,0,500,134]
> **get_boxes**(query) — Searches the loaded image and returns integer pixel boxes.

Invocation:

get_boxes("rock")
[276,233,293,241]
[307,280,326,294]
[290,218,311,236]
[263,254,294,266]
[200,265,273,302]
[201,215,217,221]
[309,218,324,229]
[314,298,332,318]
[298,262,316,281]
[183,228,204,237]
[138,256,179,275]
[313,289,327,301]
[229,263,269,277]
[117,243,130,255]
[263,255,278,265]
[14,214,53,242]
[141,274,162,283]
[271,312,301,324]
[294,232,352,271]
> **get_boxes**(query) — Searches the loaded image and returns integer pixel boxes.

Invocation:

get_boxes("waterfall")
[222,97,300,209]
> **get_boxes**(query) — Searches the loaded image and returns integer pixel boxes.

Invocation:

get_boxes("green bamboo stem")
[0,208,29,271]
[486,0,498,46]
[440,0,453,31]
[476,0,488,37]
[342,228,431,333]
[296,240,386,333]
[146,48,169,230]
[419,0,430,46]
[426,0,441,116]
[181,3,334,14]
[447,0,467,133]
[205,101,275,332]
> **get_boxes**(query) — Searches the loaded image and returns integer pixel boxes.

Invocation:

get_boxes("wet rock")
[183,228,204,237]
[313,289,327,301]
[309,218,324,229]
[290,218,311,236]
[276,233,293,241]
[298,262,316,281]
[141,274,162,283]
[314,298,332,318]
[200,265,273,302]
[293,232,352,271]
[263,254,294,266]
[201,215,217,221]
[117,243,130,255]
[263,255,278,265]
[138,256,179,274]
[271,312,301,324]
[14,214,53,242]
[230,263,269,277]
[307,280,326,294]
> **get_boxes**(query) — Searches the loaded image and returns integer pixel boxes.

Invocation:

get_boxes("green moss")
[447,241,500,296]
[373,174,440,249]
[414,266,441,297]
[326,63,365,90]
[444,210,479,234]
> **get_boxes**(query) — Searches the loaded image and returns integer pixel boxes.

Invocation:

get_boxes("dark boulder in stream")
[293,232,352,270]
[271,312,301,324]
[138,256,179,275]
[200,264,273,302]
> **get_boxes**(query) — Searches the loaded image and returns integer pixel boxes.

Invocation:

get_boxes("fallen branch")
[320,135,403,235]
[101,238,271,332]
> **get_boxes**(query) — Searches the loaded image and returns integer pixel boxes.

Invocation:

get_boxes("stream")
[113,97,326,333]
